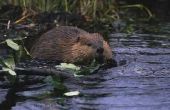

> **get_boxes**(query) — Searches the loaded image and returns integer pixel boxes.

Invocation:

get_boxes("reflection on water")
[1,22,170,110]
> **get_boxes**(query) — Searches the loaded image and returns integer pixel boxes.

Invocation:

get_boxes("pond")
[0,22,170,110]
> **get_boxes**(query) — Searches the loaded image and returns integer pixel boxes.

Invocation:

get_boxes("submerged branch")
[0,67,75,79]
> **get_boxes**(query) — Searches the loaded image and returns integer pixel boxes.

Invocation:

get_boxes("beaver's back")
[31,26,95,62]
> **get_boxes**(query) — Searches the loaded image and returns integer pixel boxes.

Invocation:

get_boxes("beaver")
[30,26,116,65]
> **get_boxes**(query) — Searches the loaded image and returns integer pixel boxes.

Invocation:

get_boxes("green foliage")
[0,36,30,80]
[6,39,20,50]
[51,61,101,95]
[1,0,119,21]
[55,60,101,76]
[45,75,67,95]
[0,0,153,23]
[121,4,153,20]
[0,37,24,82]
[0,0,5,6]
[0,55,16,76]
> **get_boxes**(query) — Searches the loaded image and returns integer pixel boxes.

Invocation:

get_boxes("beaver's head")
[66,33,116,65]
[78,33,104,62]
[103,40,117,67]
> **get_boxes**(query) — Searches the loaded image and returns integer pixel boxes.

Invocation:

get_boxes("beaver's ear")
[92,33,102,36]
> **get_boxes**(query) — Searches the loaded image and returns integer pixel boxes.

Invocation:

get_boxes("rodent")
[30,26,116,65]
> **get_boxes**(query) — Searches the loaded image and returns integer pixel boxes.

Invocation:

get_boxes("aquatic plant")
[0,31,30,79]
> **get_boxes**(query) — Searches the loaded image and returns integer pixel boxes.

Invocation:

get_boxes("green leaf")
[8,69,16,76]
[2,67,16,76]
[44,76,67,92]
[3,56,15,69]
[6,39,20,51]
[64,91,80,96]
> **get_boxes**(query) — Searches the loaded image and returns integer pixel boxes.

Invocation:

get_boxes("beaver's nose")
[96,47,104,64]
[96,47,104,54]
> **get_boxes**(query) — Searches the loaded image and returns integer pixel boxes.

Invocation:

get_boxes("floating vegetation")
[64,91,80,97]
[55,60,101,76]
[55,63,81,72]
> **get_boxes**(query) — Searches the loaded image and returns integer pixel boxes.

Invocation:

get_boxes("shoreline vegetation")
[0,0,152,27]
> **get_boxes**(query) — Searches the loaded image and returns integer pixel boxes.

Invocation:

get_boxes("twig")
[7,20,11,29]
[14,14,31,24]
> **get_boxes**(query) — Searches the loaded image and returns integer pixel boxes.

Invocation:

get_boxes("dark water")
[0,22,170,110]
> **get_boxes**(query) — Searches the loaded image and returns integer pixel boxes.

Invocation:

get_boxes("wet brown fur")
[30,26,113,64]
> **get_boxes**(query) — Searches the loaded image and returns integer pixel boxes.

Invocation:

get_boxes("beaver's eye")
[76,37,80,42]
[87,43,92,46]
